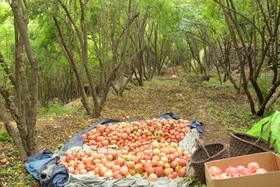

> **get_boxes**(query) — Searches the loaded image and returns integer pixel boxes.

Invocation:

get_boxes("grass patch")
[38,100,79,117]
[145,77,180,87]
[0,131,12,142]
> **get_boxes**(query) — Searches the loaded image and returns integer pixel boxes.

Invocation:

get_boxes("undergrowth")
[0,131,12,142]
[38,100,80,117]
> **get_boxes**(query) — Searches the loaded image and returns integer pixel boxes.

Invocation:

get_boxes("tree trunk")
[0,0,40,159]
[0,104,27,161]
[53,16,92,116]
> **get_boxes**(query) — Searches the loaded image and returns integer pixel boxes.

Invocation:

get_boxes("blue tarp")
[25,112,203,187]
[41,163,69,187]
[25,149,54,180]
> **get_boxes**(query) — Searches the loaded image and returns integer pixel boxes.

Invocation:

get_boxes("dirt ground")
[36,71,256,150]
[0,67,260,186]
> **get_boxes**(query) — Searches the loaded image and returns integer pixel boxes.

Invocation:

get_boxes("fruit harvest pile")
[59,119,192,180]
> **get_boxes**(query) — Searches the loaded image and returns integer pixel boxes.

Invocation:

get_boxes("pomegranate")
[209,166,222,176]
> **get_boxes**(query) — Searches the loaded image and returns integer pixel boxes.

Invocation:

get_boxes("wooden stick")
[267,131,272,148]
[256,120,272,144]
[269,139,277,149]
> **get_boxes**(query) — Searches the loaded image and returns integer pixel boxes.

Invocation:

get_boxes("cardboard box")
[205,152,280,187]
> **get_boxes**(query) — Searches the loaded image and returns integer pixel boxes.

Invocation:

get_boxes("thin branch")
[213,0,267,43]
[0,52,16,86]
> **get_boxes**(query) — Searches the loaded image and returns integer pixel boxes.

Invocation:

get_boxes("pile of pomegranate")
[209,162,268,179]
[59,119,191,180]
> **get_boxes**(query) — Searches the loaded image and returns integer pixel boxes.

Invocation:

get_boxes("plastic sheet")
[247,111,280,154]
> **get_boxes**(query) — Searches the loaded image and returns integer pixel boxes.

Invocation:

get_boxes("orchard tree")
[89,0,140,96]
[0,0,39,160]
[214,0,280,116]
[44,0,138,116]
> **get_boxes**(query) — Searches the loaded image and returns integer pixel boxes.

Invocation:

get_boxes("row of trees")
[0,0,279,160]
[194,0,280,116]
